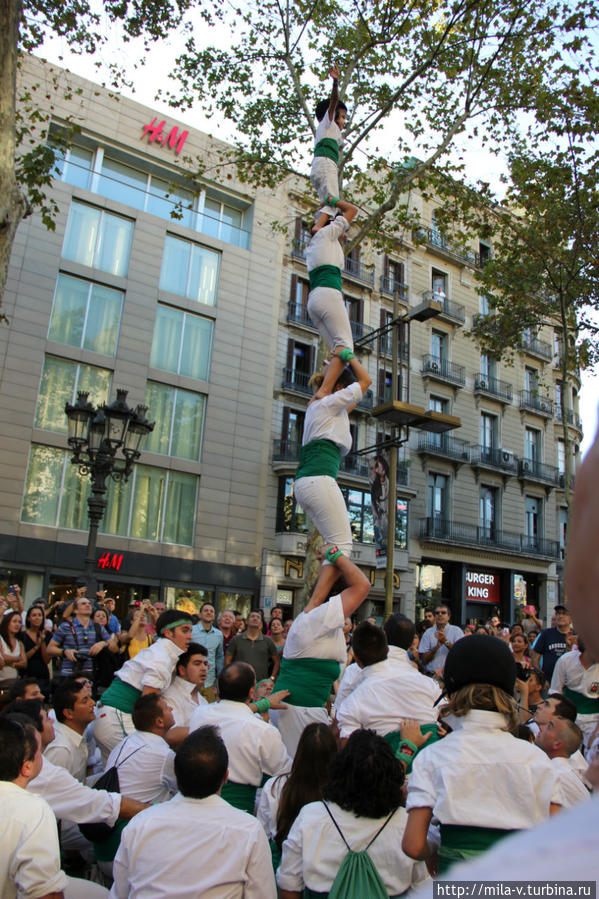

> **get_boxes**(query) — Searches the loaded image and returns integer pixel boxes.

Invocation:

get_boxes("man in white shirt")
[418,603,464,673]
[45,678,96,782]
[535,716,591,808]
[550,638,599,747]
[105,694,177,804]
[111,724,275,898]
[0,717,109,898]
[336,616,441,740]
[189,661,291,813]
[163,642,209,727]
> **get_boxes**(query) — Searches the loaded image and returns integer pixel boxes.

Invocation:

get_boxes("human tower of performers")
[1,66,598,899]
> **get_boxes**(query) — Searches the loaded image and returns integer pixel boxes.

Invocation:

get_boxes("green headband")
[160,618,191,635]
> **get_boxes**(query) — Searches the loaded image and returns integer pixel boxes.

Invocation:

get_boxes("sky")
[36,19,598,456]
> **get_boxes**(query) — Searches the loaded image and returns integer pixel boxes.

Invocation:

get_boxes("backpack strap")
[322,801,351,852]
[365,807,397,851]
[111,736,145,768]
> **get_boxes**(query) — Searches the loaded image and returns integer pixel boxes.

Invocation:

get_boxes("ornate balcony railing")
[473,373,513,403]
[422,355,466,386]
[418,517,560,558]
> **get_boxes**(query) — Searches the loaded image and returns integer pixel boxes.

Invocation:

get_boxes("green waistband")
[100,677,141,714]
[274,657,341,707]
[314,137,339,163]
[221,780,257,814]
[296,439,341,480]
[439,823,516,873]
[309,264,342,292]
[93,819,128,862]
[564,685,599,714]
[304,888,403,898]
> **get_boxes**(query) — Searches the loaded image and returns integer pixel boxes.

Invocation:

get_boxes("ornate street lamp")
[65,388,154,593]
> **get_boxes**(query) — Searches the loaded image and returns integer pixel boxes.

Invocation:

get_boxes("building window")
[22,446,197,545]
[480,354,496,381]
[559,508,568,559]
[432,269,447,301]
[480,412,497,451]
[281,407,305,448]
[144,382,206,461]
[150,305,213,382]
[62,202,134,277]
[58,144,94,189]
[479,294,489,315]
[159,235,220,306]
[202,196,245,246]
[557,440,565,475]
[431,330,447,361]
[98,156,196,229]
[479,486,497,539]
[428,473,448,522]
[525,496,542,546]
[524,367,538,393]
[48,274,124,355]
[525,428,541,462]
[35,357,112,434]
[277,477,309,533]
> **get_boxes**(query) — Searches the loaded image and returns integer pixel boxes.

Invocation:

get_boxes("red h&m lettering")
[142,118,189,155]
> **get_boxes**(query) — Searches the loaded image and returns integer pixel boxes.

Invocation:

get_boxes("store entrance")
[95,581,159,620]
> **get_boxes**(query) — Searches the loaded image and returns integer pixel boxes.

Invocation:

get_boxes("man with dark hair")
[7,677,44,702]
[418,604,464,673]
[189,662,290,813]
[45,678,96,781]
[531,604,575,682]
[536,717,591,808]
[0,718,111,898]
[191,602,224,702]
[226,608,281,683]
[550,637,599,748]
[105,694,177,804]
[163,642,209,727]
[336,617,440,741]
[47,595,117,679]
[111,725,275,898]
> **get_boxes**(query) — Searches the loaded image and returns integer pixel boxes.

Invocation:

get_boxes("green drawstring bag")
[322,801,395,899]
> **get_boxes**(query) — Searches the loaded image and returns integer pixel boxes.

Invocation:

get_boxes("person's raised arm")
[335,197,358,225]
[326,63,340,122]
[345,352,371,396]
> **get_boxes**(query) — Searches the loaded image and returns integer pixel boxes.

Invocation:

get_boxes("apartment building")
[0,56,580,622]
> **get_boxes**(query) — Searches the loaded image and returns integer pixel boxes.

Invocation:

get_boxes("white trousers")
[294,475,352,560]
[92,706,135,766]
[308,286,353,351]
[270,706,330,757]
[310,157,339,218]
[65,876,109,897]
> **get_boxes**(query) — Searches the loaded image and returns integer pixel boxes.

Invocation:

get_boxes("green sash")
[221,780,258,814]
[314,137,339,163]
[295,439,341,481]
[564,686,599,715]
[274,657,341,707]
[438,824,517,876]
[309,264,343,292]
[93,819,128,863]
[100,677,141,714]
[304,888,403,897]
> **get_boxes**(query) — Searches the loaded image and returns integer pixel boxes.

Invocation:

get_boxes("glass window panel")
[170,390,205,460]
[202,198,221,240]
[396,499,408,548]
[130,465,166,541]
[160,236,191,298]
[96,212,134,277]
[62,203,100,268]
[99,157,148,209]
[59,462,90,530]
[61,145,94,189]
[188,244,219,306]
[220,204,243,245]
[76,364,112,412]
[163,471,197,544]
[35,357,76,433]
[144,383,175,456]
[180,314,212,381]
[84,283,123,355]
[102,477,133,537]
[147,176,194,228]
[150,305,183,373]
[21,446,63,525]
[48,274,89,347]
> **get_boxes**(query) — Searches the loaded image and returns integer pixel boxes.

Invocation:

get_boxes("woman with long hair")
[22,604,51,692]
[277,729,429,897]
[0,610,26,691]
[402,635,562,875]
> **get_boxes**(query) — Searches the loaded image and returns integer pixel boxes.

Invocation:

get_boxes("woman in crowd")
[0,611,26,692]
[510,632,532,673]
[269,618,286,654]
[22,605,51,695]
[293,352,371,603]
[277,729,429,897]
[123,608,153,659]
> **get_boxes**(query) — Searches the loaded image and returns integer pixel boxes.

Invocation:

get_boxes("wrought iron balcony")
[555,406,583,431]
[473,373,513,403]
[470,445,518,474]
[415,227,480,267]
[350,320,373,341]
[379,276,409,300]
[520,334,552,361]
[272,439,300,463]
[419,517,560,558]
[339,454,370,478]
[417,433,470,462]
[422,290,465,325]
[291,229,310,260]
[287,302,316,330]
[281,367,312,395]
[519,390,554,417]
[422,355,466,387]
[379,333,410,359]
[357,389,374,411]
[343,256,374,286]
[518,458,560,486]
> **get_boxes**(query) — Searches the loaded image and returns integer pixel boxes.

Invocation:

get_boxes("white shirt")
[300,382,362,457]
[550,756,592,808]
[0,782,68,899]
[337,650,441,739]
[117,637,184,692]
[305,215,349,272]
[277,800,430,895]
[28,756,120,826]
[406,710,561,828]
[256,773,289,839]
[44,721,89,782]
[419,623,465,672]
[334,661,364,712]
[189,700,291,786]
[283,593,346,664]
[106,730,177,804]
[163,675,207,727]
[550,650,599,739]
[111,792,275,899]
[313,114,345,152]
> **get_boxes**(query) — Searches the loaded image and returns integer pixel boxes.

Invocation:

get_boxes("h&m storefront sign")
[466,569,499,604]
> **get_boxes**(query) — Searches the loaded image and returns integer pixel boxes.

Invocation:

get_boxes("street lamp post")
[65,388,154,594]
